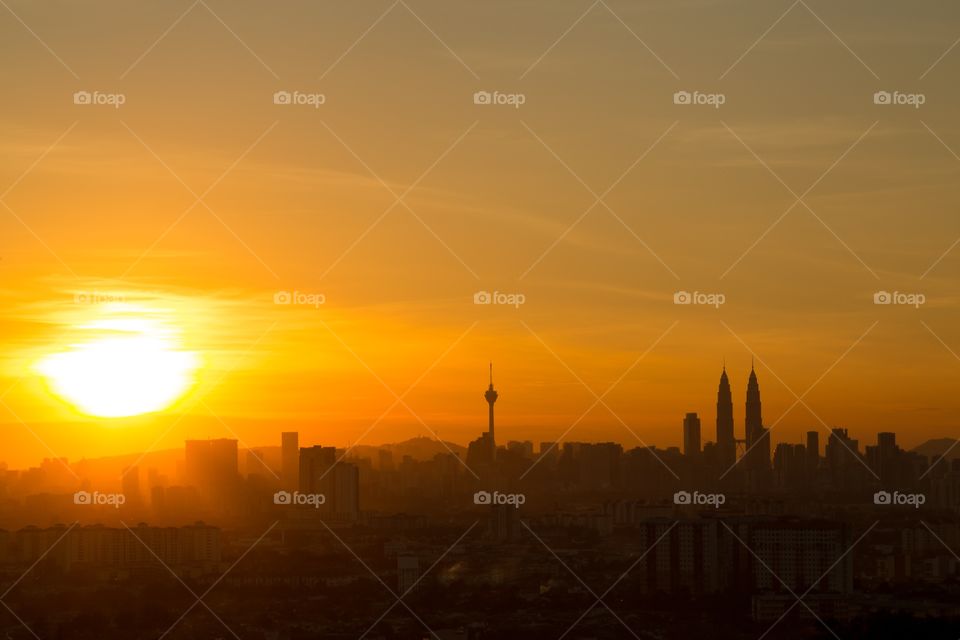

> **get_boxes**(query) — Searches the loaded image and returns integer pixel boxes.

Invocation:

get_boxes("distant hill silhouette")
[911,438,960,460]
[352,436,466,462]
[72,447,183,476]
[238,436,466,464]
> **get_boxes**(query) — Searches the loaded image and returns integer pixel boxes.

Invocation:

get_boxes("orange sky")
[1,1,960,468]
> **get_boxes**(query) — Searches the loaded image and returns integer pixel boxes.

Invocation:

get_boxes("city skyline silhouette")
[2,1,960,637]
[2,359,957,474]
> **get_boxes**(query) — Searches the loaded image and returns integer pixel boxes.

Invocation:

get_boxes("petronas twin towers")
[716,364,771,471]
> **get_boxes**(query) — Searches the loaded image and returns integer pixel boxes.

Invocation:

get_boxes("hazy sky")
[1,0,960,467]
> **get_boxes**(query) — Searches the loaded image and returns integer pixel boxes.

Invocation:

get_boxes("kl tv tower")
[485,362,498,462]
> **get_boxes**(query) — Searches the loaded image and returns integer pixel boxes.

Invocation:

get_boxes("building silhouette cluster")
[0,363,956,637]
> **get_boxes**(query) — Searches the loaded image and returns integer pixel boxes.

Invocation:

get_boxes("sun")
[36,312,199,418]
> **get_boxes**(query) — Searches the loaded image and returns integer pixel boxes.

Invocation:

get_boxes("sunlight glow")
[36,308,199,418]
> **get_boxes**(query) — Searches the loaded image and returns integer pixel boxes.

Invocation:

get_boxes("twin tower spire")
[716,362,770,471]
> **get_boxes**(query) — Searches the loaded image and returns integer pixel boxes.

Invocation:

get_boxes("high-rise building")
[378,449,394,472]
[826,428,866,491]
[245,448,273,478]
[716,366,735,468]
[877,432,896,451]
[299,445,337,493]
[806,431,819,459]
[773,443,806,489]
[122,465,140,506]
[281,432,298,490]
[184,439,239,497]
[745,365,771,471]
[683,413,701,458]
[806,431,820,482]
[578,442,623,490]
[507,441,534,459]
[744,365,761,445]
[538,442,560,467]
[635,519,722,594]
[298,445,359,521]
[750,520,852,594]
[876,431,898,486]
[331,462,360,521]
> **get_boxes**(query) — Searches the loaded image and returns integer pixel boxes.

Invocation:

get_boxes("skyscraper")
[378,448,394,472]
[806,430,820,481]
[122,465,140,506]
[716,366,735,468]
[299,445,337,493]
[745,364,771,471]
[806,431,819,458]
[876,431,898,486]
[184,439,239,497]
[298,445,359,520]
[745,365,761,445]
[826,428,865,491]
[331,462,360,521]
[485,362,498,462]
[281,432,298,490]
[683,412,701,459]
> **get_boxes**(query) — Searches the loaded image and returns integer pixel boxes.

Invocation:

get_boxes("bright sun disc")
[37,315,199,418]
